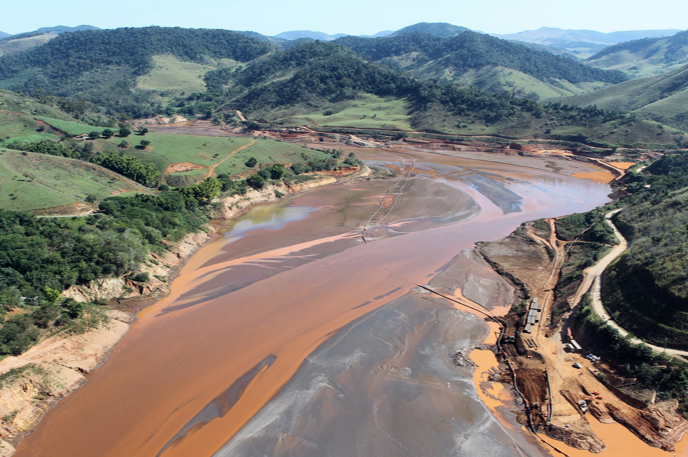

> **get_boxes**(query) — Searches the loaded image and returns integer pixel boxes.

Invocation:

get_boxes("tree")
[246,174,266,189]
[118,140,129,148]
[270,164,285,179]
[178,177,222,202]
[140,140,151,148]
[84,194,97,203]
[137,127,148,136]
[102,129,114,139]
[43,286,61,304]
[88,131,100,140]
[245,157,258,168]
[258,168,271,180]
[62,299,84,319]
[119,127,132,137]
[130,272,150,283]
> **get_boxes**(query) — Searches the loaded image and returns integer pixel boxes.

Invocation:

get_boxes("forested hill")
[560,63,688,130]
[390,22,470,38]
[586,29,688,78]
[0,27,273,91]
[335,31,627,85]
[203,40,627,136]
[603,153,688,348]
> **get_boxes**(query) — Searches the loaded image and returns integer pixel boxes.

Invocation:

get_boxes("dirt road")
[588,210,688,358]
[205,140,255,179]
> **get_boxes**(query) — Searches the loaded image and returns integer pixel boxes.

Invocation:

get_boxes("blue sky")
[1,0,686,36]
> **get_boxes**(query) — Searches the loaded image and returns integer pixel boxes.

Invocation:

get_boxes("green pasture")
[137,54,241,94]
[0,149,150,212]
[0,112,61,143]
[299,95,414,130]
[213,138,331,176]
[102,133,253,172]
[35,117,109,136]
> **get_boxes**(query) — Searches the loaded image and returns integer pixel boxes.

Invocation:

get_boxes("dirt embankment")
[131,115,188,127]
[0,228,214,454]
[62,231,211,305]
[0,310,134,454]
[480,220,688,453]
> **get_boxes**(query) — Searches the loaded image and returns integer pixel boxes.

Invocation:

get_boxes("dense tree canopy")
[335,31,627,84]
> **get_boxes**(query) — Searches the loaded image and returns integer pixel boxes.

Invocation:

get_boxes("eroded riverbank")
[15,149,612,457]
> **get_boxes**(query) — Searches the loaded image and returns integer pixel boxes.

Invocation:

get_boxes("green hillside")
[586,30,688,78]
[136,54,242,95]
[93,133,333,186]
[0,33,57,57]
[0,27,682,148]
[498,27,681,60]
[0,89,77,121]
[0,27,273,118]
[559,64,688,132]
[0,149,150,212]
[334,31,626,99]
[198,40,677,147]
[603,153,688,348]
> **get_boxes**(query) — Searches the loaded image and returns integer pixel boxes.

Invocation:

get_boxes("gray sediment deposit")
[216,289,539,457]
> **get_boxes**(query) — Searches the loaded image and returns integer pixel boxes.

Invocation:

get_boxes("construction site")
[477,215,688,454]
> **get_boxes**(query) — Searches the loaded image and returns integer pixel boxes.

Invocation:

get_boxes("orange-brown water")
[608,162,636,171]
[15,152,615,457]
[572,170,616,184]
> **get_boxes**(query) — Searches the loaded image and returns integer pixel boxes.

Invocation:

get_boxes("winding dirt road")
[581,209,688,357]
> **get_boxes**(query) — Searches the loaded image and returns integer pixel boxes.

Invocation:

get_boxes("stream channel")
[15,150,611,457]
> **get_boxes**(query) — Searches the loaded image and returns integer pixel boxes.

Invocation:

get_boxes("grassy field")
[102,134,253,171]
[97,133,332,183]
[291,95,414,130]
[35,117,110,136]
[214,138,331,176]
[0,89,75,120]
[0,33,56,57]
[137,54,241,94]
[0,112,61,143]
[586,40,687,79]
[558,64,688,132]
[416,66,606,101]
[0,149,150,212]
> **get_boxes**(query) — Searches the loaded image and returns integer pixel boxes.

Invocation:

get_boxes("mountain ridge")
[586,30,688,78]
[497,27,682,60]
[390,22,470,38]
[273,30,347,41]
[334,31,626,99]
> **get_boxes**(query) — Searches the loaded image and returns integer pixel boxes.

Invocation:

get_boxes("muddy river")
[16,151,612,457]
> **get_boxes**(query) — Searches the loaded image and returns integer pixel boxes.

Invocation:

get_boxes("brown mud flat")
[14,149,613,457]
[478,218,688,455]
